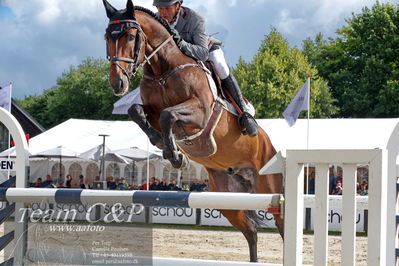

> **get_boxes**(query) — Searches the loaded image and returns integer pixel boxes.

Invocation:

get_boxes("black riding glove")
[171,29,183,48]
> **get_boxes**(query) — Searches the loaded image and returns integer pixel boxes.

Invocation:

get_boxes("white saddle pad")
[204,70,255,117]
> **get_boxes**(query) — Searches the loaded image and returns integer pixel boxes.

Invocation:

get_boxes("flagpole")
[307,75,310,149]
[306,75,310,194]
[146,139,149,191]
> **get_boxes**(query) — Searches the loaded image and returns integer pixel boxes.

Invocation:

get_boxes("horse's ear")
[102,0,117,19]
[126,0,136,20]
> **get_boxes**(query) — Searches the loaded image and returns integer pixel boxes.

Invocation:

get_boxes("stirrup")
[238,112,258,137]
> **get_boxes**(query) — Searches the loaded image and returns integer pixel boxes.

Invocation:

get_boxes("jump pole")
[0,189,282,211]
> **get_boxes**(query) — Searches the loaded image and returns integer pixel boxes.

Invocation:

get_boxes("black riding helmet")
[153,0,183,6]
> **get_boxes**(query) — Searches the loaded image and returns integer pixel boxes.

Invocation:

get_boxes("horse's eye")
[127,34,136,42]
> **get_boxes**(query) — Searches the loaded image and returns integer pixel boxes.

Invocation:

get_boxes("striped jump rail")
[0,188,283,212]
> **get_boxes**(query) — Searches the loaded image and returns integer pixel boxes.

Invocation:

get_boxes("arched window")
[123,163,138,185]
[181,165,196,186]
[142,162,156,180]
[162,164,179,183]
[106,163,120,181]
[86,163,99,184]
[51,163,65,182]
[69,163,82,182]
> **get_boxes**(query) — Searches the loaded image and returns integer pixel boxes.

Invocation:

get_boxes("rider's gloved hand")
[171,29,183,48]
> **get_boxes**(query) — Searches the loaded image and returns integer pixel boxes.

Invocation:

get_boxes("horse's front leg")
[128,104,165,150]
[159,98,205,168]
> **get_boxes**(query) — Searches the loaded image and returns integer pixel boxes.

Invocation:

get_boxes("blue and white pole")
[0,188,282,211]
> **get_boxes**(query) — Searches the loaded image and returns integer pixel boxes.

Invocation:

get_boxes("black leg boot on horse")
[222,74,258,137]
[128,104,165,150]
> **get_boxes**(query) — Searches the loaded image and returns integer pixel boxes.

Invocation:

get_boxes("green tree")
[18,58,141,129]
[234,29,338,118]
[303,2,399,117]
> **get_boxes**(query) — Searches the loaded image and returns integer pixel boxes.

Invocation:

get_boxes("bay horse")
[102,0,284,262]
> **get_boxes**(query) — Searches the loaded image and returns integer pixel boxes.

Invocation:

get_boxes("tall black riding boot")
[222,74,258,137]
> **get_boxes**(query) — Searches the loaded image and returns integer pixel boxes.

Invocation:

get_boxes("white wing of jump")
[259,151,285,175]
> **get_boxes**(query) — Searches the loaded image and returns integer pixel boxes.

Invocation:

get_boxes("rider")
[153,0,258,137]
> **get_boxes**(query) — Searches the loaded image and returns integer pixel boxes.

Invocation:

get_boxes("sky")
[0,0,394,99]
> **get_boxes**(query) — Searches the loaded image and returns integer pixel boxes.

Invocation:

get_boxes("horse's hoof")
[170,159,182,169]
[163,149,179,161]
[164,150,189,169]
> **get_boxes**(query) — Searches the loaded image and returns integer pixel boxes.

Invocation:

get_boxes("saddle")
[175,61,244,158]
[204,61,249,112]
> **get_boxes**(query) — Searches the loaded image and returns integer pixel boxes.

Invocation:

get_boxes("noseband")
[105,19,173,82]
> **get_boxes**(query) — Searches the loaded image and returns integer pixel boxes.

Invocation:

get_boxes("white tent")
[79,144,132,164]
[257,118,399,155]
[20,118,161,155]
[1,117,398,184]
[6,117,399,159]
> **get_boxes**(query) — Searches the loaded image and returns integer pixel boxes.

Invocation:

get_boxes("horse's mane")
[134,6,174,36]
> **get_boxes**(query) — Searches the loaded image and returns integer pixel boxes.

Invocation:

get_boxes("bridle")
[105,19,173,82]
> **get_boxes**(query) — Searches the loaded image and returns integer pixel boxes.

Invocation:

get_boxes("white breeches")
[208,48,230,80]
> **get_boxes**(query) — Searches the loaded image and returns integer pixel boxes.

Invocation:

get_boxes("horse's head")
[103,0,146,96]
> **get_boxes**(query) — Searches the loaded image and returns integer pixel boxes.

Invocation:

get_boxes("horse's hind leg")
[208,169,258,262]
[128,104,164,149]
[221,210,258,262]
[254,172,284,239]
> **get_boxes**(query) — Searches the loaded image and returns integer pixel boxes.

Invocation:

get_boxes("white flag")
[0,83,12,112]
[112,87,142,115]
[283,79,309,127]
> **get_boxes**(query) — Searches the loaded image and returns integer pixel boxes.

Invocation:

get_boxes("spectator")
[360,180,368,195]
[150,178,160,190]
[167,178,181,191]
[57,180,66,188]
[84,176,91,189]
[335,182,343,195]
[140,183,148,190]
[308,172,315,195]
[41,175,54,188]
[107,176,117,190]
[329,168,338,195]
[65,174,73,188]
[356,182,362,195]
[158,178,168,190]
[118,178,129,190]
[202,179,210,192]
[190,179,205,192]
[79,175,87,189]
[35,177,43,187]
